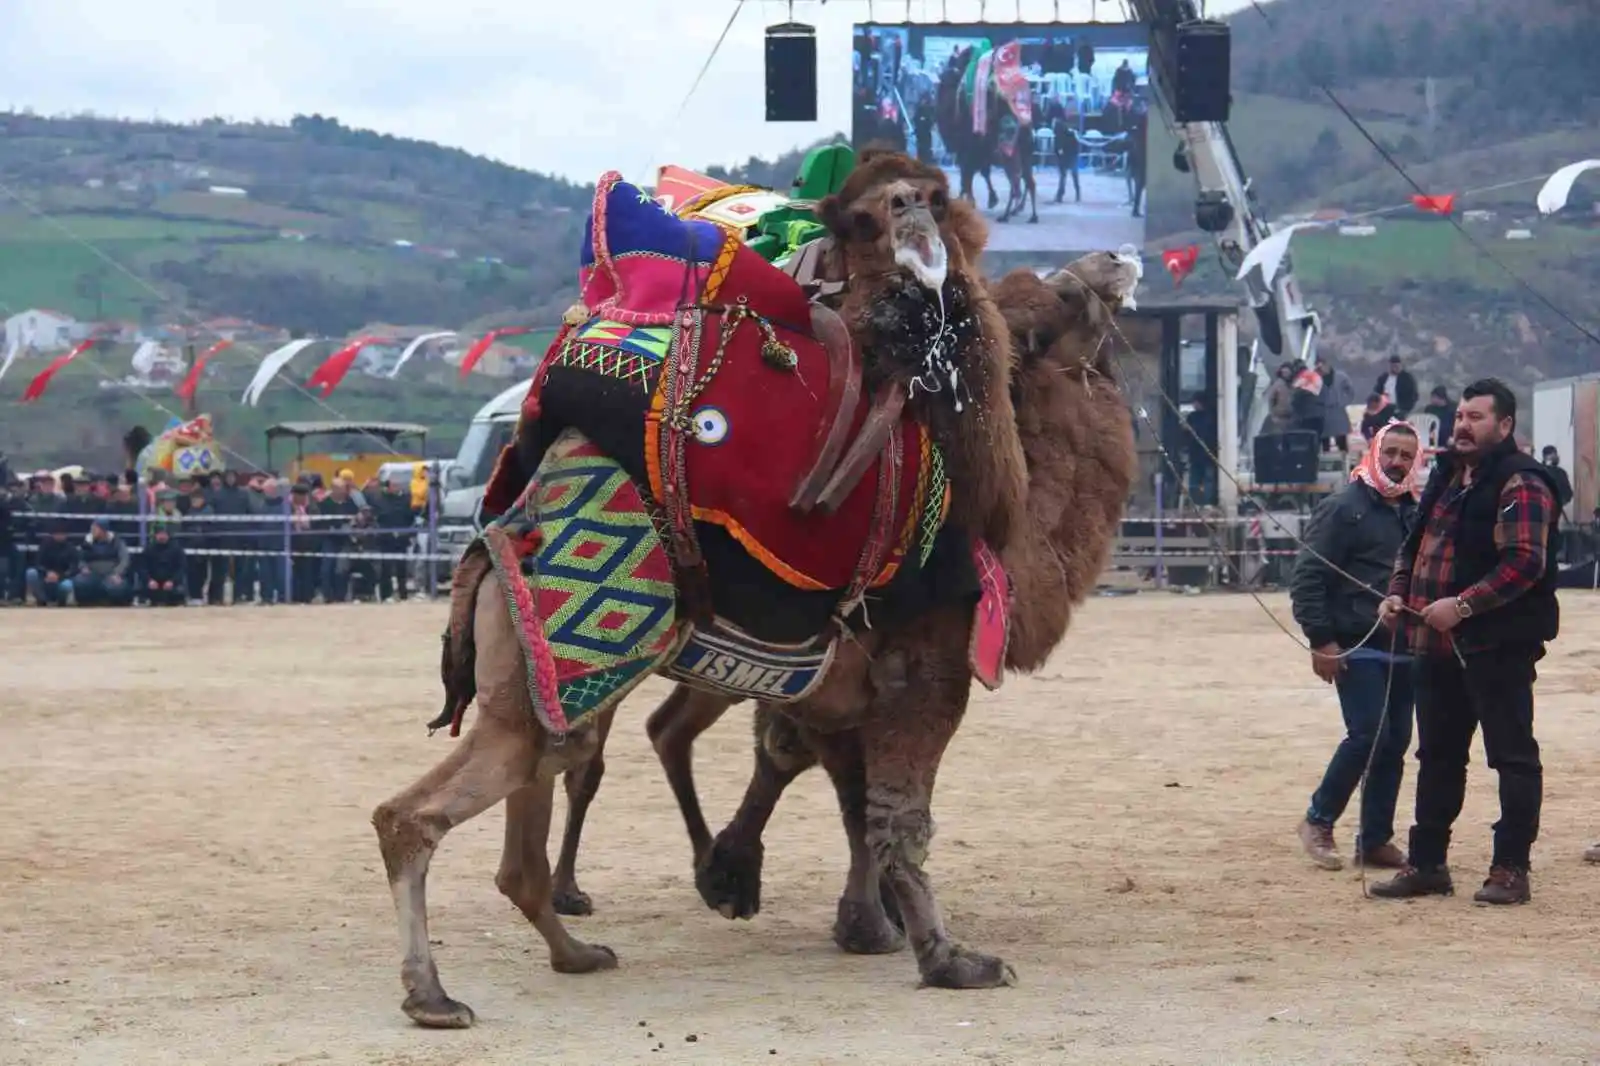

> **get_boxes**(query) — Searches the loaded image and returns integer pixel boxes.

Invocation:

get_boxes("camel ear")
[817,194,849,239]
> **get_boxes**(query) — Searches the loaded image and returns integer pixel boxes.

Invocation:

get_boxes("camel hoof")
[920,947,1017,990]
[696,835,763,920]
[1028,214,1039,224]
[402,991,477,1029]
[833,898,906,955]
[552,887,594,917]
[551,943,618,975]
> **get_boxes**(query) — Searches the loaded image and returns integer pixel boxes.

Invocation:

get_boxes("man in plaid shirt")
[1373,379,1560,905]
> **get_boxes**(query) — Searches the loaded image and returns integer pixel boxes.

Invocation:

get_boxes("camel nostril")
[890,194,909,212]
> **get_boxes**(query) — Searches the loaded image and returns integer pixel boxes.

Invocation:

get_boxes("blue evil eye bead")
[691,407,729,445]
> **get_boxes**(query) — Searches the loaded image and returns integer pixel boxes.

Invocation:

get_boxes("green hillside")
[3,0,1600,468]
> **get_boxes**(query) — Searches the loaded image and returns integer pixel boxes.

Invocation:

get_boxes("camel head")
[817,147,984,301]
[1043,249,1143,314]
[988,250,1143,382]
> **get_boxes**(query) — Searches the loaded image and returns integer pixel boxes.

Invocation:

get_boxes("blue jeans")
[74,572,134,606]
[1307,652,1416,851]
[24,567,73,605]
[1187,460,1216,506]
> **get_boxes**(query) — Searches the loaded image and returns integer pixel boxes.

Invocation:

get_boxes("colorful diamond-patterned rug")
[481,429,682,735]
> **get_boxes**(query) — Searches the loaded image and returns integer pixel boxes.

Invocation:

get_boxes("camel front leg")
[861,612,1015,990]
[805,726,905,955]
[371,717,540,1028]
[697,704,817,920]
[497,779,619,973]
[550,705,618,916]
[646,685,740,862]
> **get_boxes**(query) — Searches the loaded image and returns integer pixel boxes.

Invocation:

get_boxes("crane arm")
[1125,0,1320,439]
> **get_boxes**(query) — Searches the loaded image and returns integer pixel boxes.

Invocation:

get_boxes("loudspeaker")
[766,22,818,123]
[1174,19,1232,124]
[1253,430,1320,485]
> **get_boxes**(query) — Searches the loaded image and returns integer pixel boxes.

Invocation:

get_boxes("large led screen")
[852,21,1150,256]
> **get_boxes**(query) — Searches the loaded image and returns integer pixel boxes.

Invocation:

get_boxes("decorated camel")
[934,43,1039,225]
[545,252,1142,944]
[372,148,1037,1027]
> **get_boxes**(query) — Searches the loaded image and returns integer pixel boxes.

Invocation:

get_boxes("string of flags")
[1154,157,1599,290]
[7,160,1598,402]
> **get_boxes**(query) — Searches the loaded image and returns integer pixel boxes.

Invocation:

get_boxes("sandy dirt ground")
[936,165,1144,252]
[6,593,1600,1066]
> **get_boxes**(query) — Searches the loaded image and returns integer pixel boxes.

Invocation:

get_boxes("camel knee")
[865,794,935,872]
[372,799,448,882]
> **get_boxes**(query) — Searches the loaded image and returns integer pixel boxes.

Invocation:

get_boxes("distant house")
[3,308,82,353]
[201,316,255,340]
[207,185,248,197]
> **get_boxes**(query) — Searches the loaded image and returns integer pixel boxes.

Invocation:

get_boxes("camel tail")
[426,542,495,736]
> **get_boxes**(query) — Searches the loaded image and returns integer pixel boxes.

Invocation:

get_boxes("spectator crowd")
[0,464,432,608]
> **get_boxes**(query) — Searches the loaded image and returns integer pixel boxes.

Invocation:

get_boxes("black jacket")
[1402,438,1561,650]
[1291,480,1417,648]
[1542,462,1574,510]
[142,538,186,585]
[35,537,80,577]
[1374,369,1419,414]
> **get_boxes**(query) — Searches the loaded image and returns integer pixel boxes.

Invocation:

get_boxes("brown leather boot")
[1297,819,1343,870]
[1369,864,1454,899]
[1472,866,1530,905]
[1356,842,1407,869]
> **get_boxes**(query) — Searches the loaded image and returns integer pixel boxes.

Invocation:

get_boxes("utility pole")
[182,340,198,419]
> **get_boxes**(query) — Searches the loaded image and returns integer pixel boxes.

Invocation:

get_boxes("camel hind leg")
[550,704,618,916]
[372,710,541,1028]
[497,778,619,973]
[371,570,550,1028]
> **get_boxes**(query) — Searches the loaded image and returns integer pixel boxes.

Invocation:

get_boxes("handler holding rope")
[1292,421,1422,872]
[1373,379,1560,905]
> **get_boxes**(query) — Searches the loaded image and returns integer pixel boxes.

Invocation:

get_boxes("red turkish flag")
[174,338,234,402]
[1411,193,1456,215]
[21,339,96,402]
[1162,245,1200,286]
[458,326,535,378]
[306,335,383,398]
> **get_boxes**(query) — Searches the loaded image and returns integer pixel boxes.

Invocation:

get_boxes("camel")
[932,50,1037,225]
[371,149,1035,1027]
[548,253,1142,947]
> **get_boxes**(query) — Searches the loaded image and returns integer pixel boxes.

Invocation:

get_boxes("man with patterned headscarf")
[1290,421,1423,870]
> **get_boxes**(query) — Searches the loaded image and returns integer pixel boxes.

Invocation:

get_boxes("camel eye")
[928,188,948,216]
[890,193,909,212]
[850,209,881,240]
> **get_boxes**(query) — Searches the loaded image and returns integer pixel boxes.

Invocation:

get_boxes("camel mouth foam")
[895,231,948,293]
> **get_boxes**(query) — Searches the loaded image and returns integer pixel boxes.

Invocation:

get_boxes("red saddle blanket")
[518,170,950,594]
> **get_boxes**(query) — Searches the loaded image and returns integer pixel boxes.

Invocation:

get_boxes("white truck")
[1533,373,1597,522]
[434,379,533,566]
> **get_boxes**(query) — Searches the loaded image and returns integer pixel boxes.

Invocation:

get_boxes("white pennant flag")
[242,338,321,406]
[1536,159,1600,216]
[130,340,161,376]
[390,330,456,378]
[1235,223,1320,285]
[0,341,19,386]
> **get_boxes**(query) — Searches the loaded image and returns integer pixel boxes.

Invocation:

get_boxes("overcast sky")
[0,0,1253,185]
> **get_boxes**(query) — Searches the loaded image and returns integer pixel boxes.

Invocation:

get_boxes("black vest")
[1407,438,1561,647]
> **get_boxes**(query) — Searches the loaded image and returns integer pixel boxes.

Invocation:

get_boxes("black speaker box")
[1175,20,1232,124]
[766,23,818,123]
[1253,430,1320,485]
